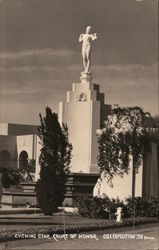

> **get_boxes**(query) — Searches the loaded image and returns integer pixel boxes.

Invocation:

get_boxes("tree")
[97,106,151,198]
[36,107,72,215]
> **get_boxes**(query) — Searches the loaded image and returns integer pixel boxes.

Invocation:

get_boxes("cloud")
[92,64,158,115]
[0,51,157,97]
[0,48,157,124]
[0,48,80,69]
[0,48,75,59]
[0,48,81,96]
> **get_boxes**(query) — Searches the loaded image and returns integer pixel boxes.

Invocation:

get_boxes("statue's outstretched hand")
[94,33,97,39]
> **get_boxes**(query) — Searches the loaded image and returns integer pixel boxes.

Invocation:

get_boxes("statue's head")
[86,26,91,34]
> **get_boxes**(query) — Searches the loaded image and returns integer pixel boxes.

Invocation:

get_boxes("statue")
[115,207,122,223]
[79,26,97,73]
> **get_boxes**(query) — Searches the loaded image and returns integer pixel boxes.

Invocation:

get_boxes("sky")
[0,0,158,125]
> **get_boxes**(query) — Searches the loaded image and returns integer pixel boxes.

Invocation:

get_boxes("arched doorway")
[19,151,28,170]
[0,150,11,168]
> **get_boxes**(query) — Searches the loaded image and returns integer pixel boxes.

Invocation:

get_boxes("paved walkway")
[3,223,159,250]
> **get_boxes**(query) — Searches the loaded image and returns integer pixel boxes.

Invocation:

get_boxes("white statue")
[115,207,122,223]
[79,26,97,73]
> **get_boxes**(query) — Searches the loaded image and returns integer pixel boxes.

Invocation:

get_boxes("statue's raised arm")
[79,26,97,73]
[91,33,97,41]
[79,34,84,43]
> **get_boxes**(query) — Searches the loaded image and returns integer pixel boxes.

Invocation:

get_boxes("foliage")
[125,196,159,219]
[0,160,35,189]
[144,115,159,128]
[152,115,159,128]
[104,197,129,219]
[97,106,151,185]
[125,196,149,218]
[76,195,159,219]
[0,167,22,188]
[76,195,110,219]
[147,197,159,219]
[76,195,128,219]
[20,159,35,182]
[36,107,72,215]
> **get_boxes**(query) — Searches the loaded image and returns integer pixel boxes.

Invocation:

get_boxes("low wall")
[1,189,36,208]
[1,173,99,208]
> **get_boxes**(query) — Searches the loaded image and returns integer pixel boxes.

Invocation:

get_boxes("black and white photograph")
[0,0,158,249]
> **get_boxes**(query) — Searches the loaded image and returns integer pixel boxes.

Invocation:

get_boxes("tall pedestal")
[59,72,111,174]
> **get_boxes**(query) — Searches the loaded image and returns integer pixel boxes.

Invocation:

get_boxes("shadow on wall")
[0,150,12,168]
[0,136,18,170]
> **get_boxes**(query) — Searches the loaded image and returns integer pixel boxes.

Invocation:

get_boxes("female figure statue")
[79,26,97,73]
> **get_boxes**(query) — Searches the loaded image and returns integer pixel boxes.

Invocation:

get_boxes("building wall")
[35,136,41,181]
[93,154,143,200]
[94,143,159,200]
[0,124,8,135]
[0,123,38,136]
[90,101,100,172]
[0,134,37,170]
[143,143,159,199]
[93,84,111,127]
[16,135,36,161]
[0,135,17,169]
[8,124,38,136]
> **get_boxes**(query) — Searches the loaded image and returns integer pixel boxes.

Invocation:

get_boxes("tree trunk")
[132,157,136,199]
[0,173,3,207]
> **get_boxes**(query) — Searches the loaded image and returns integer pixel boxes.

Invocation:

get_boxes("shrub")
[0,167,22,188]
[125,197,149,217]
[147,197,159,219]
[125,196,159,218]
[104,198,128,219]
[76,195,159,219]
[76,195,109,219]
[76,195,128,219]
